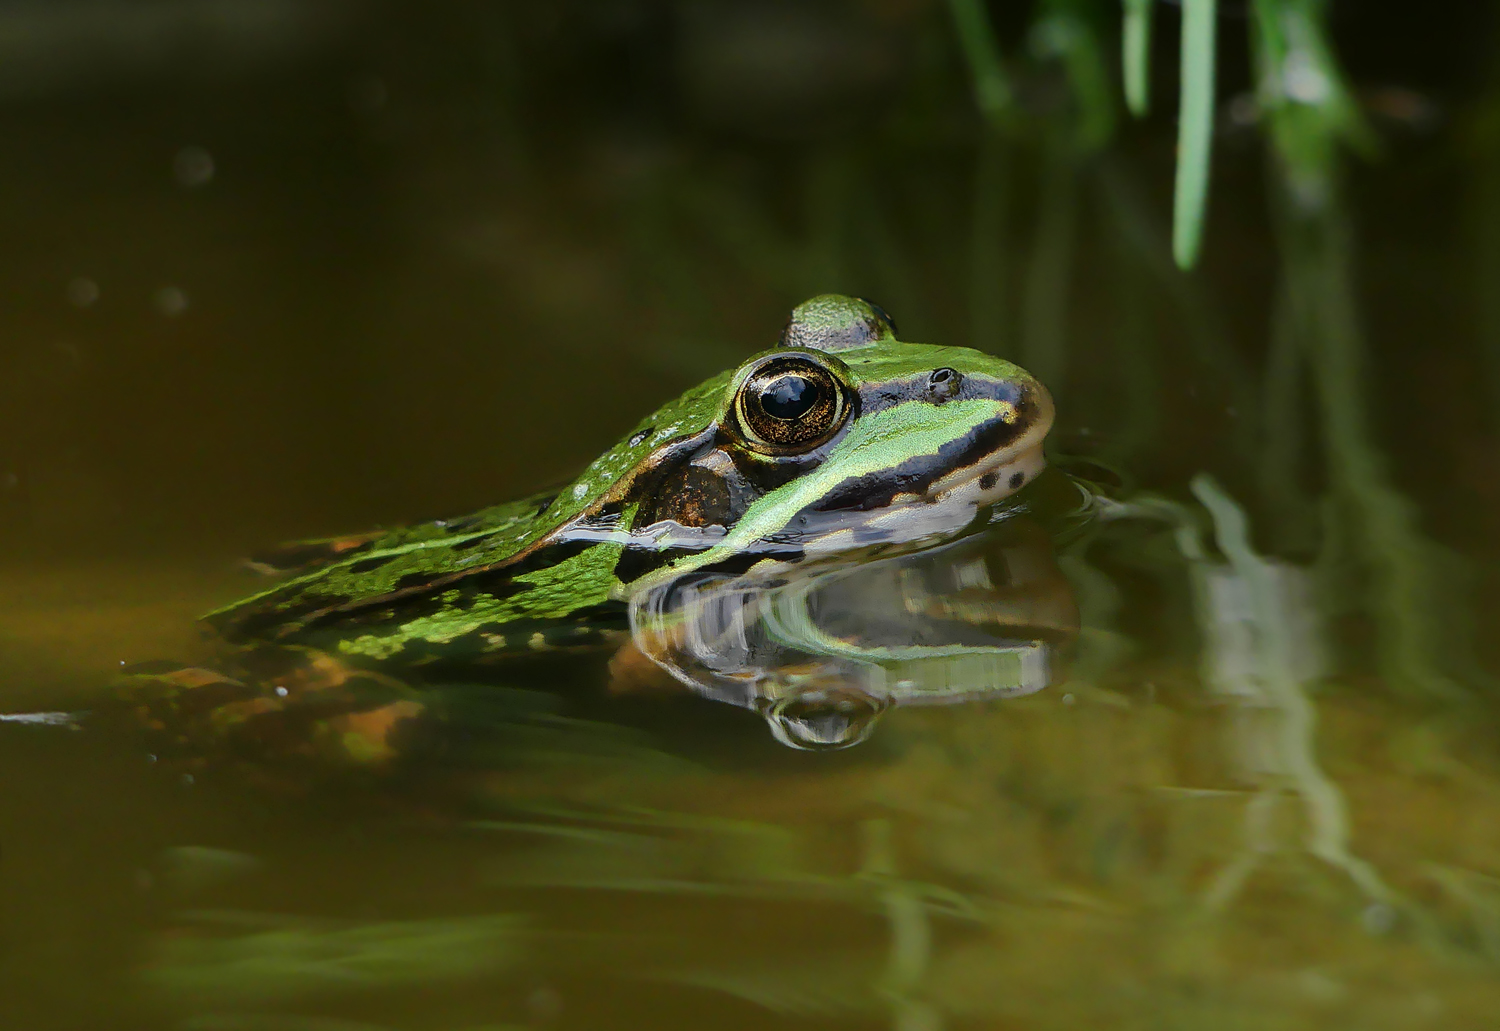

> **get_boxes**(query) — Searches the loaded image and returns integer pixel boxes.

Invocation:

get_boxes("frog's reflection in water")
[620,514,1079,749]
[106,472,1097,771]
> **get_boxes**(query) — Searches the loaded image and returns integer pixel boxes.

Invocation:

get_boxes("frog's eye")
[734,355,850,454]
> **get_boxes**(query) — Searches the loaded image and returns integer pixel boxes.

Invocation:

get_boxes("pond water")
[2,3,1499,1029]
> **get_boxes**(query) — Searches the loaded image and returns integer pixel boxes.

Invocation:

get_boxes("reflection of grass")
[1086,481,1401,916]
[1274,192,1472,699]
[140,664,1500,1028]
[470,806,979,919]
[1426,864,1500,962]
[951,0,1486,697]
[1188,475,1395,909]
[146,911,527,1006]
[1240,0,1474,698]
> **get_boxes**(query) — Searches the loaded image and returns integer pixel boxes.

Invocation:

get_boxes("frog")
[117,295,1059,764]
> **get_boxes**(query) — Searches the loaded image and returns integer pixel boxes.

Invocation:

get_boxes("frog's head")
[621,295,1054,584]
[722,294,1052,511]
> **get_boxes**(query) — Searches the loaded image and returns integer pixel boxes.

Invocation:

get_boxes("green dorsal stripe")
[630,397,1004,590]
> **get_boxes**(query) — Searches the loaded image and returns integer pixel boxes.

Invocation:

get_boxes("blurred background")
[0,0,1492,557]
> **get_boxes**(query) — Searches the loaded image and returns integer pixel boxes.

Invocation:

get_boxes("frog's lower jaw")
[808,442,1046,553]
[784,445,1048,565]
[928,441,1048,508]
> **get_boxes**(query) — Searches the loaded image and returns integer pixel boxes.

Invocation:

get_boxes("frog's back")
[205,368,734,665]
[206,489,629,665]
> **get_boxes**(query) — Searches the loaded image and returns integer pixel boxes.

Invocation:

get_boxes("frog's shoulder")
[206,490,564,642]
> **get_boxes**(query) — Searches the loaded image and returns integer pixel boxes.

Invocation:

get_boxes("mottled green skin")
[206,296,1054,669]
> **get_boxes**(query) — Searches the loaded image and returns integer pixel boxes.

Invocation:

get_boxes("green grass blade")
[1173,0,1218,268]
[1123,0,1155,117]
[1044,10,1118,150]
[946,0,1013,126]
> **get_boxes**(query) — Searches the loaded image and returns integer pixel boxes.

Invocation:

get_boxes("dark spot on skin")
[394,571,442,592]
[468,540,593,585]
[532,493,558,517]
[628,428,653,447]
[348,556,390,574]
[336,606,402,628]
[979,471,998,491]
[1009,471,1025,490]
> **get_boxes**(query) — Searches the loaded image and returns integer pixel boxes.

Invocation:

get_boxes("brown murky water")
[2,3,1499,1029]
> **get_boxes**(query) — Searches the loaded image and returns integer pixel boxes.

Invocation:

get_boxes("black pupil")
[761,374,820,420]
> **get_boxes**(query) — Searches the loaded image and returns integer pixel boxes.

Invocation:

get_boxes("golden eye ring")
[733,353,851,455]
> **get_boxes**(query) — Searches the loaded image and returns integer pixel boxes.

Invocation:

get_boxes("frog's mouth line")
[808,402,1048,515]
[925,435,1050,504]
[700,432,1050,581]
[810,412,1050,523]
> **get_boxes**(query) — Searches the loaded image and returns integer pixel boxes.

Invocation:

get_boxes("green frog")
[119,295,1063,763]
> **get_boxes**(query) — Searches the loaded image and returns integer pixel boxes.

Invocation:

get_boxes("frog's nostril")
[928,367,962,401]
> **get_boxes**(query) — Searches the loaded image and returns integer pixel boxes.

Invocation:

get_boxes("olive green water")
[3,3,1500,1029]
